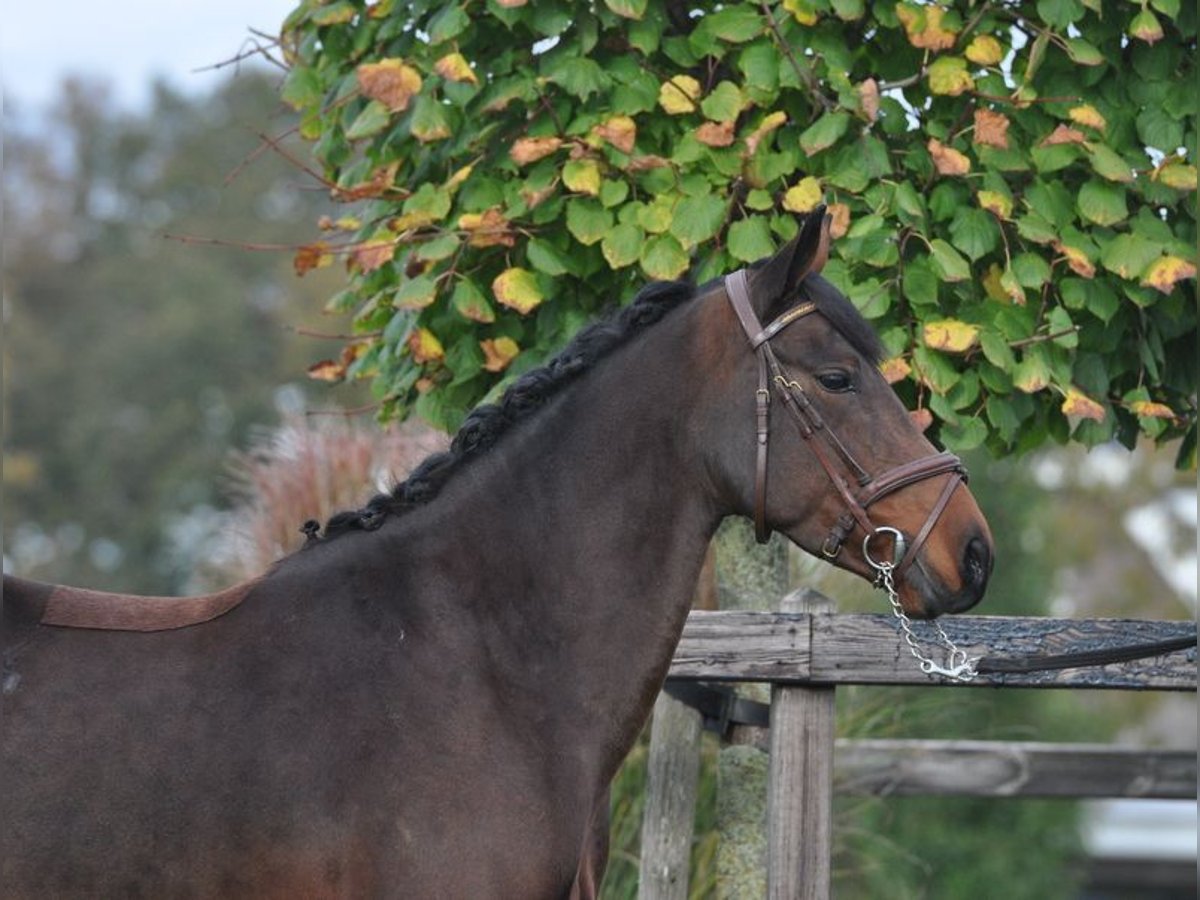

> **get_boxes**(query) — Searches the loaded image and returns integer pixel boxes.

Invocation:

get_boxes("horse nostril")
[963,537,992,593]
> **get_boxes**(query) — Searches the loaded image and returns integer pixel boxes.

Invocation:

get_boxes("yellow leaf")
[457,209,514,248]
[1140,255,1197,295]
[976,190,1012,220]
[659,76,702,114]
[444,164,473,192]
[294,241,333,276]
[923,319,980,353]
[879,357,911,384]
[783,0,818,25]
[896,3,958,50]
[510,136,563,166]
[495,0,526,6]
[782,177,824,213]
[563,159,602,196]
[1153,159,1198,191]
[965,34,1004,66]
[434,53,478,85]
[973,108,1010,149]
[927,138,971,176]
[593,115,637,154]
[356,59,422,113]
[745,111,787,154]
[927,57,974,96]
[407,328,445,364]
[480,337,520,373]
[1055,242,1095,279]
[981,264,1008,302]
[1068,104,1106,131]
[828,203,851,239]
[307,359,346,382]
[1061,388,1106,421]
[1131,399,1176,420]
[492,267,544,315]
[689,121,731,147]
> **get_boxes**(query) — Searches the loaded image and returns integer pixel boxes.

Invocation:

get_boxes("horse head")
[701,208,993,619]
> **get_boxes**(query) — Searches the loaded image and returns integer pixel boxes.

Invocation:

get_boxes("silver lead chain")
[873,562,979,682]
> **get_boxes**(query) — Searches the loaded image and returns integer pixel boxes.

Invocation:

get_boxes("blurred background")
[1,5,1194,898]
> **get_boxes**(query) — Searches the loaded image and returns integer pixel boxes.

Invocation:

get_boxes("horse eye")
[816,371,854,393]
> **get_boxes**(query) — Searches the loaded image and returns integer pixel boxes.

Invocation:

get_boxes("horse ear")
[750,206,831,316]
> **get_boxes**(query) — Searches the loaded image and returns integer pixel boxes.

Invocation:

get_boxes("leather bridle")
[724,269,967,580]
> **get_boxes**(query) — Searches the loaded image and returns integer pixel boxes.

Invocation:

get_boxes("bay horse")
[2,209,992,898]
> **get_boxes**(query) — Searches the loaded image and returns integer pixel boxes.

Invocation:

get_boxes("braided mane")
[320,279,695,539]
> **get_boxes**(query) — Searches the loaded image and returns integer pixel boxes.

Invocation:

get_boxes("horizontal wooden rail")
[724,734,1196,800]
[833,740,1197,799]
[668,610,1197,690]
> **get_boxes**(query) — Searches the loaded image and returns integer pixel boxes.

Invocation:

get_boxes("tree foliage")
[280,0,1196,465]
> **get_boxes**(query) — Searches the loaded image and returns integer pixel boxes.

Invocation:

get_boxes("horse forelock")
[321,279,697,539]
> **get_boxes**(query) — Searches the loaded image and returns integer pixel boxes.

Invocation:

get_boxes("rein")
[723,269,965,576]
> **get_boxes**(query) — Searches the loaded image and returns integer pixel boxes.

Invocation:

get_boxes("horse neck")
[426,298,721,767]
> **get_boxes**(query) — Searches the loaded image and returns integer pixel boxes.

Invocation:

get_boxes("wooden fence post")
[638,691,703,900]
[767,588,836,900]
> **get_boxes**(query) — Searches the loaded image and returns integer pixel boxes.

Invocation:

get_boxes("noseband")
[724,269,966,580]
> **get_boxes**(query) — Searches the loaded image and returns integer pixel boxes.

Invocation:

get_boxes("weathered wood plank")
[668,612,1197,690]
[767,591,834,900]
[669,610,810,681]
[638,692,702,900]
[831,740,1197,800]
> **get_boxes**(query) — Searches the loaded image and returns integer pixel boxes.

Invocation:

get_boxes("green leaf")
[1025,180,1074,228]
[1012,252,1051,288]
[604,0,648,19]
[1085,144,1134,183]
[428,4,471,43]
[738,42,779,100]
[700,81,745,123]
[1098,233,1161,280]
[948,207,1000,261]
[799,112,851,156]
[1064,37,1103,66]
[1136,107,1185,152]
[929,239,971,282]
[565,199,613,246]
[706,6,764,42]
[727,216,776,262]
[527,239,571,276]
[602,223,644,269]
[912,346,960,394]
[395,275,438,309]
[448,282,494,328]
[281,66,323,110]
[670,193,728,247]
[941,416,989,451]
[902,256,939,307]
[346,100,391,140]
[1077,181,1127,226]
[640,234,689,279]
[980,330,1017,371]
[1036,0,1084,28]
[544,57,611,101]
[416,233,461,262]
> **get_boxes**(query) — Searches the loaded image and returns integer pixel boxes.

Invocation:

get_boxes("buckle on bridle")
[820,534,842,559]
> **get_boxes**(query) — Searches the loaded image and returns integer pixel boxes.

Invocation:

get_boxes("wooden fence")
[638,588,1198,900]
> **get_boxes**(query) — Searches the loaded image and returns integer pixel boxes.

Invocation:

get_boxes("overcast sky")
[1,1,298,115]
